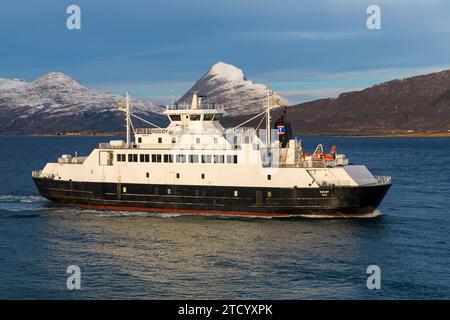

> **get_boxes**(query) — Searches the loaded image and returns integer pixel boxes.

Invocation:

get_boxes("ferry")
[32,91,391,217]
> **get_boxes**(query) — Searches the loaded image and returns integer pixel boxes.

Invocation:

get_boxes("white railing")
[375,175,392,185]
[32,170,41,178]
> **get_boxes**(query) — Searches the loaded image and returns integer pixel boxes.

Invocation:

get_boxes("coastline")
[1,131,450,138]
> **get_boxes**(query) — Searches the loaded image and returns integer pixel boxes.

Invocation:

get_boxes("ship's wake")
[297,209,383,219]
[0,194,47,213]
[0,194,383,220]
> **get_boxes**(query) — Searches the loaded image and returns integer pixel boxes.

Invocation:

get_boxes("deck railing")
[32,170,41,178]
[375,175,392,185]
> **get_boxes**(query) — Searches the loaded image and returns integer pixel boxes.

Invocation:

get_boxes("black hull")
[32,178,390,217]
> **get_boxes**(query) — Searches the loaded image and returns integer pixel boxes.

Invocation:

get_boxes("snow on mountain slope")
[177,62,290,116]
[0,73,164,134]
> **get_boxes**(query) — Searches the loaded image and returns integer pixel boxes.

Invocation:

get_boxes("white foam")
[298,209,383,219]
[0,195,46,203]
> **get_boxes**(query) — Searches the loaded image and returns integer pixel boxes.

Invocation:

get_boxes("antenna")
[171,89,174,108]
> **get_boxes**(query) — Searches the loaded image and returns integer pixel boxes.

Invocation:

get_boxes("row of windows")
[116,153,238,164]
[169,114,222,122]
[137,136,219,144]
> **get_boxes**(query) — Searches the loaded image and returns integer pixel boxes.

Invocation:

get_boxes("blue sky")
[1,0,450,104]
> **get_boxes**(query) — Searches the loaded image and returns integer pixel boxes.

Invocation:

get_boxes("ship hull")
[32,177,390,218]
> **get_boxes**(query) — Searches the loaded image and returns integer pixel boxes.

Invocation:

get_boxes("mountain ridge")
[177,61,290,116]
[273,68,450,135]
[0,72,165,134]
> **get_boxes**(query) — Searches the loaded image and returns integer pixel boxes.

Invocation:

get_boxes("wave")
[0,195,46,203]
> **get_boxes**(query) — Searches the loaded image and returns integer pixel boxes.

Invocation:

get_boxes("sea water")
[0,136,449,299]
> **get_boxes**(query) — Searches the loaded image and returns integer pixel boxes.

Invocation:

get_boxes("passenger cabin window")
[152,154,162,163]
[202,155,212,163]
[189,154,199,163]
[214,155,225,163]
[128,154,138,162]
[227,155,238,164]
[176,154,186,163]
[190,114,201,121]
[164,154,173,163]
[137,154,150,162]
[169,114,181,121]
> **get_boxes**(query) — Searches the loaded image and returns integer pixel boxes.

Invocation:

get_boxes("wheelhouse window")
[213,114,222,121]
[204,114,214,121]
[158,137,162,143]
[190,114,201,121]
[169,114,181,121]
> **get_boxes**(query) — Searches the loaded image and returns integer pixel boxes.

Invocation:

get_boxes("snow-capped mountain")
[0,73,164,134]
[177,62,290,116]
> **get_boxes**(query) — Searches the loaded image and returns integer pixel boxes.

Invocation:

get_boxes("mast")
[125,91,131,146]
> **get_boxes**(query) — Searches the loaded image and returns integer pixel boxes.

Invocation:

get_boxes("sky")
[1,0,450,104]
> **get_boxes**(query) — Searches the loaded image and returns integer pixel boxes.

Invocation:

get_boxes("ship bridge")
[164,92,225,132]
